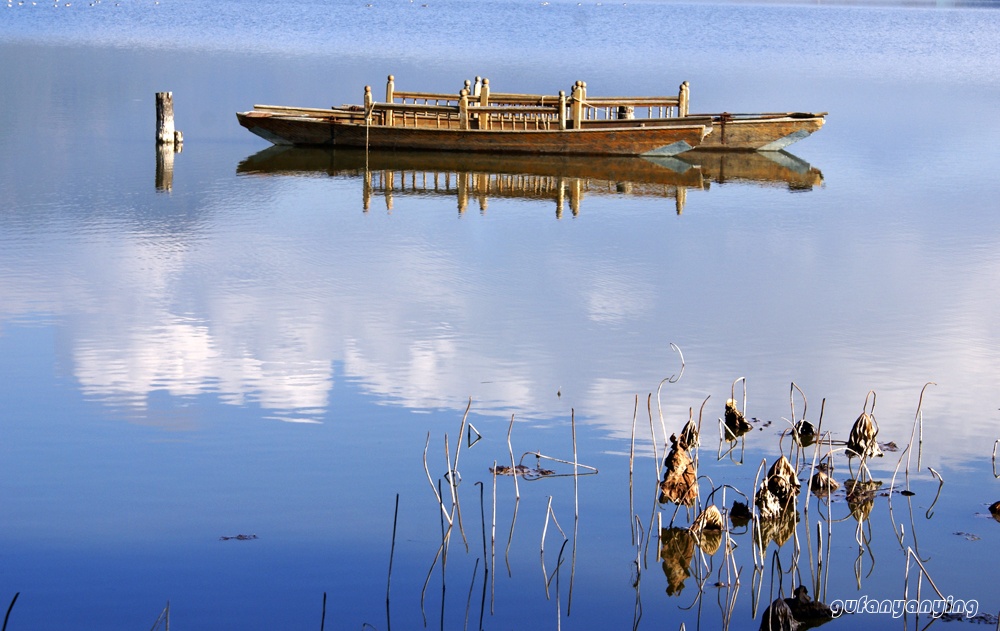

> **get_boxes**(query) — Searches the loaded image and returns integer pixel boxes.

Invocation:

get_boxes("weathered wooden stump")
[155,144,174,192]
[156,92,175,145]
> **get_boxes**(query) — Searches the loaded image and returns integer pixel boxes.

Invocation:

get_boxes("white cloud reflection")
[3,149,1000,469]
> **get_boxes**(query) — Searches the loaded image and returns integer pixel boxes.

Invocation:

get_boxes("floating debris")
[489,464,554,478]
[219,534,258,541]
[659,433,698,506]
[953,531,981,541]
[941,611,999,624]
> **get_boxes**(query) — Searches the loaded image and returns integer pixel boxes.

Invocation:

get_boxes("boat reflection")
[236,147,823,216]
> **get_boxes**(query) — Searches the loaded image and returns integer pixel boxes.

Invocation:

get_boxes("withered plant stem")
[385,494,399,629]
[629,394,638,545]
[3,593,19,631]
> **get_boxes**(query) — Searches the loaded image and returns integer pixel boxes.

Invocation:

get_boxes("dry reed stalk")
[423,432,453,526]
[444,434,469,551]
[925,467,944,519]
[490,461,497,613]
[453,397,472,472]
[630,394,638,545]
[994,439,1000,479]
[569,408,579,614]
[903,546,948,603]
[3,593,19,631]
[385,494,399,630]
[322,592,327,631]
[507,414,520,500]
[464,558,479,631]
[648,394,659,477]
[147,601,169,631]
[655,342,685,452]
[505,496,521,578]
[517,451,598,476]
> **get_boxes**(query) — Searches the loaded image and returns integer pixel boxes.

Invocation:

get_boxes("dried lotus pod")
[679,416,699,449]
[754,504,799,548]
[691,505,724,532]
[659,527,695,596]
[755,483,783,521]
[846,411,882,460]
[765,455,801,506]
[809,470,839,498]
[659,434,698,506]
[793,419,816,447]
[845,478,882,522]
[724,398,753,438]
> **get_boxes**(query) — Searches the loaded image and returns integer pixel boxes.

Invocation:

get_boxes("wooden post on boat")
[364,86,374,124]
[459,89,470,130]
[457,172,469,214]
[570,178,582,216]
[570,82,584,129]
[558,91,567,130]
[385,75,395,126]
[679,81,690,117]
[363,170,372,212]
[479,78,491,130]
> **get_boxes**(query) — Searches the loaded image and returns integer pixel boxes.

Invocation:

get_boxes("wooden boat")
[238,76,824,156]
[691,112,825,151]
[235,145,823,215]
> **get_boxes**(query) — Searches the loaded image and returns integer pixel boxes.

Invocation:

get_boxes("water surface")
[2,1,1000,629]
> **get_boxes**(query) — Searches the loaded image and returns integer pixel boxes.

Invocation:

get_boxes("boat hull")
[694,113,825,151]
[237,111,710,157]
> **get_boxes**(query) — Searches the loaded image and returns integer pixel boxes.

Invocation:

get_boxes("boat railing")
[371,75,692,130]
[361,168,688,215]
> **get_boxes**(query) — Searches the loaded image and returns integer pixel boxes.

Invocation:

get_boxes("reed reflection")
[237,147,823,216]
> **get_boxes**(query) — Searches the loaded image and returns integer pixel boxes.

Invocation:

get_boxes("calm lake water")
[2,1,1000,629]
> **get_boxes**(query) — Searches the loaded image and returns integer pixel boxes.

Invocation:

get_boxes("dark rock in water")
[990,501,1000,516]
[759,585,833,631]
[759,595,797,631]
[730,500,752,528]
[785,585,833,626]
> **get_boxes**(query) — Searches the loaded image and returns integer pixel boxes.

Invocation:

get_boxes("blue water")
[2,1,1000,629]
